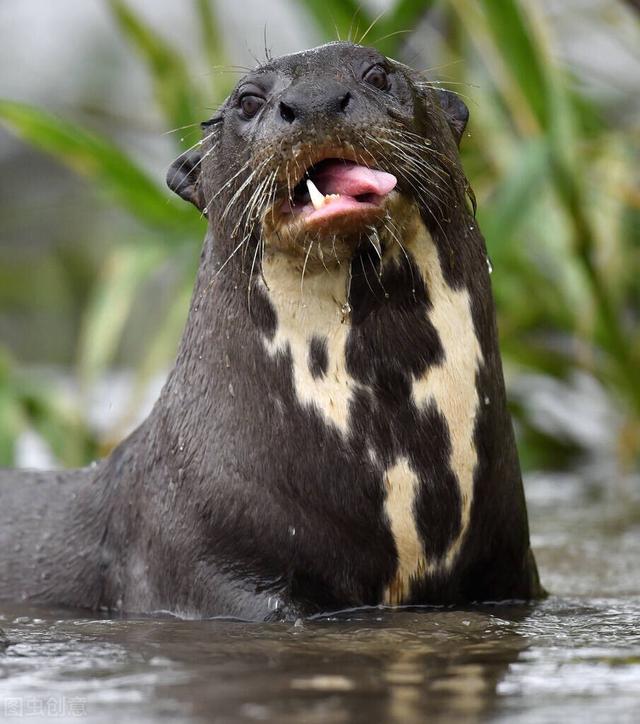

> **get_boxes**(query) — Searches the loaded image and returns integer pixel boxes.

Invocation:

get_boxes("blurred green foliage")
[0,0,638,469]
[0,347,98,465]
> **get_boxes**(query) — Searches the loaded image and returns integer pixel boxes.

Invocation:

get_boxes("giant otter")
[0,42,544,619]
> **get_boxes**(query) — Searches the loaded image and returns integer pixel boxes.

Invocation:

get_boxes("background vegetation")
[0,0,638,474]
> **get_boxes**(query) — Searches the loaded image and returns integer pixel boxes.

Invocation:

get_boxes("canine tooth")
[306,179,326,210]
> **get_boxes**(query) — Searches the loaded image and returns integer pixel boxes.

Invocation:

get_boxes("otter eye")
[363,65,389,91]
[239,94,265,119]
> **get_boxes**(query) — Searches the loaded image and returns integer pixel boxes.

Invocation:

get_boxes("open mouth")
[281,158,397,229]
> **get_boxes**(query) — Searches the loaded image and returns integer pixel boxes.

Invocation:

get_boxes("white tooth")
[306,178,326,210]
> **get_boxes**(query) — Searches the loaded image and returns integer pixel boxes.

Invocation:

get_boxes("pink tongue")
[314,160,397,197]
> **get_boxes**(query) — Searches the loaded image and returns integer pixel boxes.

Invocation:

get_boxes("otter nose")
[278,80,352,124]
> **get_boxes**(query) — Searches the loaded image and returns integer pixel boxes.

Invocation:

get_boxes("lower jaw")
[260,192,413,269]
[267,230,376,272]
[304,205,387,234]
[262,230,362,272]
[263,206,389,261]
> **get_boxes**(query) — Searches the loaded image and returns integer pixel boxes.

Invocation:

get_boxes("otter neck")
[160,214,488,601]
[261,249,353,324]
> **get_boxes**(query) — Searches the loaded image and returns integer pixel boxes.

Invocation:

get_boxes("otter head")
[167,42,470,274]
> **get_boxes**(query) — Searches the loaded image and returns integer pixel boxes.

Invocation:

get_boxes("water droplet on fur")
[484,396,490,406]
[384,293,390,299]
[486,256,493,274]
[340,303,351,316]
[288,526,296,536]
[469,225,474,231]
[228,383,235,397]
[267,596,281,611]
[179,445,184,452]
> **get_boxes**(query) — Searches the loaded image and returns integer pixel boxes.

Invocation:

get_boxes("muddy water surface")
[1,474,639,723]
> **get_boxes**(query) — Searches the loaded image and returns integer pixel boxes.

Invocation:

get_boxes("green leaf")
[0,389,24,467]
[19,381,97,467]
[480,137,550,252]
[0,347,97,467]
[481,0,549,130]
[120,279,192,427]
[195,0,234,99]
[0,349,22,465]
[78,244,168,387]
[107,0,204,142]
[0,99,200,235]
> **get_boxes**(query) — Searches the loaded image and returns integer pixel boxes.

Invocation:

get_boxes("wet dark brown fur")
[0,42,544,619]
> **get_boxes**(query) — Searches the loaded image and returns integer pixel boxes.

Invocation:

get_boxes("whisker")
[358,10,386,45]
[360,253,377,298]
[368,251,388,297]
[215,237,249,278]
[166,132,219,193]
[318,243,330,275]
[259,231,269,290]
[368,225,382,260]
[247,232,262,315]
[240,175,272,268]
[163,122,203,136]
[370,29,413,46]
[300,239,314,296]
[222,157,272,226]
[348,7,362,44]
[203,156,254,216]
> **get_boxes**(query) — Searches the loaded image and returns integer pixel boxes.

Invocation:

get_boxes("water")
[1,473,639,724]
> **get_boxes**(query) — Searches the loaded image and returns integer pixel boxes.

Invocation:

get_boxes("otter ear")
[437,90,469,146]
[166,149,205,211]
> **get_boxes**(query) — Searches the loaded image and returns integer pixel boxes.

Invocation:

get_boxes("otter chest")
[259,219,484,604]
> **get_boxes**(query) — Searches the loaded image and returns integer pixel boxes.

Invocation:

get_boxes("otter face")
[167,42,469,270]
